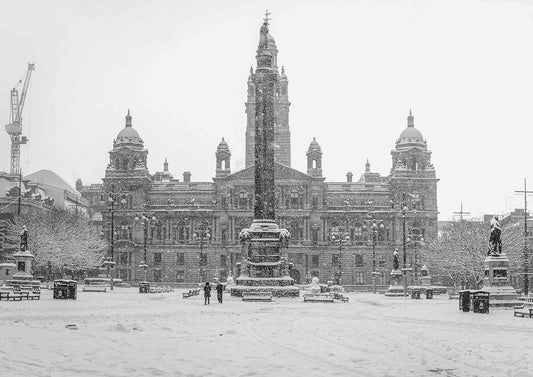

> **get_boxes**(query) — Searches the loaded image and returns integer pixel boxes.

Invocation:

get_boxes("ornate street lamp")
[406,232,424,285]
[398,192,417,296]
[104,190,127,290]
[193,226,211,283]
[331,229,349,286]
[363,219,385,294]
[135,210,157,282]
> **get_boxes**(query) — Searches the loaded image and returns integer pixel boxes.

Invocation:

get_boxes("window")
[355,254,364,267]
[219,270,227,281]
[311,255,319,267]
[311,230,319,246]
[153,252,162,265]
[176,270,184,282]
[379,255,386,268]
[296,253,304,265]
[176,253,185,266]
[311,270,319,278]
[5,269,9,276]
[353,225,362,241]
[120,252,129,265]
[312,197,318,209]
[289,253,296,263]
[220,254,227,267]
[355,271,365,284]
[290,192,299,207]
[332,254,340,267]
[239,192,248,208]
[153,270,161,282]
[200,253,207,266]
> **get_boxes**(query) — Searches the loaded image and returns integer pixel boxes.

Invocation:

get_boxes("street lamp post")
[406,232,424,285]
[194,226,211,283]
[331,230,349,286]
[399,193,417,296]
[104,190,127,291]
[135,210,157,282]
[363,219,385,294]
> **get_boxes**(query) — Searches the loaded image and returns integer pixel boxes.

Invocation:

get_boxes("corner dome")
[307,137,322,153]
[114,110,144,148]
[217,137,230,153]
[396,110,426,148]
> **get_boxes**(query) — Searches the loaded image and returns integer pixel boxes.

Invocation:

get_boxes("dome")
[114,110,143,148]
[217,137,230,153]
[396,110,425,147]
[307,137,322,153]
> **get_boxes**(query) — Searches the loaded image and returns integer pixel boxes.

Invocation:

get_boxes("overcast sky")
[1,0,532,220]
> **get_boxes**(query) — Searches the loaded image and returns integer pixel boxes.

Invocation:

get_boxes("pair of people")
[203,281,224,305]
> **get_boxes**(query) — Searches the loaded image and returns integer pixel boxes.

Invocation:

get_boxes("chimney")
[346,172,353,183]
[183,171,191,182]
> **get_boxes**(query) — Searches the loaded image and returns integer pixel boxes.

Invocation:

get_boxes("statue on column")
[393,248,400,270]
[488,216,502,255]
[20,225,28,251]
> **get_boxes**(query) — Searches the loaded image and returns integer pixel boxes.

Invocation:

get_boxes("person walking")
[203,282,211,305]
[216,281,224,303]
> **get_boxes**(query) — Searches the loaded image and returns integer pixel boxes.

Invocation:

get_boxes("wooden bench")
[0,291,10,301]
[242,291,273,302]
[514,302,533,318]
[333,293,349,303]
[83,285,107,292]
[303,293,335,303]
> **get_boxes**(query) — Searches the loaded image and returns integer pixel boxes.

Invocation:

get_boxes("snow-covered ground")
[0,288,531,377]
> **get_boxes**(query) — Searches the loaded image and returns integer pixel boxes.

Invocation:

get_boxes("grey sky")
[1,0,532,220]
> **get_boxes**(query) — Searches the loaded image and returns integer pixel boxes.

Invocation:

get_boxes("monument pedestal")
[385,269,405,297]
[481,254,519,307]
[6,249,40,287]
[231,220,299,298]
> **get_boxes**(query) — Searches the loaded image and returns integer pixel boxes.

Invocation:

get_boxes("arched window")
[221,160,226,170]
[312,159,317,169]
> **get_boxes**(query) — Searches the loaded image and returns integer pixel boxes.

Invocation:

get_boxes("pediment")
[217,163,320,182]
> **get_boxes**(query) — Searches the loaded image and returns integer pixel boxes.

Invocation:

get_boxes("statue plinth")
[6,249,40,287]
[385,269,405,296]
[481,254,519,307]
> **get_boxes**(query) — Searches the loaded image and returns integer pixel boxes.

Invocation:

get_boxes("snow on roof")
[24,169,80,197]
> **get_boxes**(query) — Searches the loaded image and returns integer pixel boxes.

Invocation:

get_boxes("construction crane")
[5,63,35,175]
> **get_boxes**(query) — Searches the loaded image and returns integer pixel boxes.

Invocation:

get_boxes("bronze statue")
[488,216,502,255]
[393,248,400,270]
[20,225,28,251]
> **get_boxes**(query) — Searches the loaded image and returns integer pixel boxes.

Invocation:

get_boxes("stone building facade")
[80,23,439,288]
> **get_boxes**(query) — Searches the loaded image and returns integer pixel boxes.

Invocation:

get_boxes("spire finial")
[281,66,285,75]
[407,109,414,127]
[164,157,168,172]
[125,109,132,127]
[263,10,271,26]
[366,158,370,172]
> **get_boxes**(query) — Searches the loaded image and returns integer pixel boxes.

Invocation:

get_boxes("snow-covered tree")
[6,210,106,277]
[422,220,525,289]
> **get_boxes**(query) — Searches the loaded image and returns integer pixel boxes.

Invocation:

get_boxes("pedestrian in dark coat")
[203,282,211,305]
[216,281,224,303]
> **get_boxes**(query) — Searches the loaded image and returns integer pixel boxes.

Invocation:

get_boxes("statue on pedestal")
[20,226,28,251]
[488,216,502,255]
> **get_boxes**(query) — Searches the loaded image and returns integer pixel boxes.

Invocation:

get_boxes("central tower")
[245,16,291,167]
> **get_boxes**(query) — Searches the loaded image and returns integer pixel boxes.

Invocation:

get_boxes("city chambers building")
[79,23,439,289]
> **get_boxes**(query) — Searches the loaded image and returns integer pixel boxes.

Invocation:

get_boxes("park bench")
[242,291,273,302]
[183,290,194,299]
[303,293,335,303]
[8,293,23,301]
[333,292,349,303]
[0,291,10,301]
[514,301,533,318]
[82,285,107,292]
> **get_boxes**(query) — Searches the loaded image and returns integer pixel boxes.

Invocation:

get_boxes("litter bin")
[426,288,434,300]
[411,288,421,299]
[459,290,470,312]
[472,291,489,314]
[139,281,150,294]
[53,279,77,300]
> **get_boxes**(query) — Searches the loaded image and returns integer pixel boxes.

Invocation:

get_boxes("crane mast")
[5,63,35,175]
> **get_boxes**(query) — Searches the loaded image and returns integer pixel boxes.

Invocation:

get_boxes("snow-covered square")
[1,288,531,377]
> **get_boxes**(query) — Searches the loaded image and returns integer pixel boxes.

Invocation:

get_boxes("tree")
[5,210,106,278]
[422,220,524,290]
